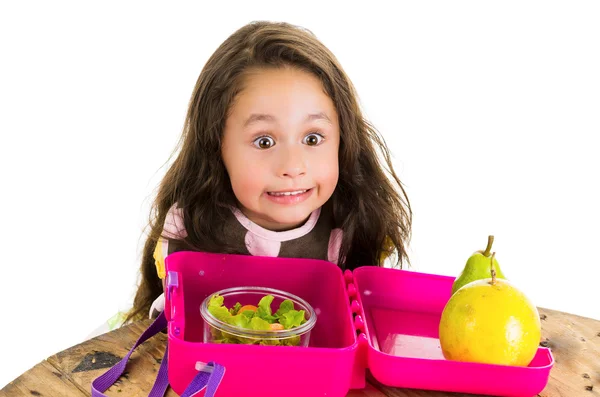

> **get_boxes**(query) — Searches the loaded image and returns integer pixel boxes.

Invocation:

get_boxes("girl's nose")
[278,146,307,178]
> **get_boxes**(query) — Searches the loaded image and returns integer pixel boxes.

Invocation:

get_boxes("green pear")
[451,235,506,295]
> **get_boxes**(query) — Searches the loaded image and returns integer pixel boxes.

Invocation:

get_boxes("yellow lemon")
[439,277,541,366]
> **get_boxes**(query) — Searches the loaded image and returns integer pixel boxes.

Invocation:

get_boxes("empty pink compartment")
[352,266,554,397]
[164,251,359,397]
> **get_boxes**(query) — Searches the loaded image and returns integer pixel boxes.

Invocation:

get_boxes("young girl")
[124,20,412,324]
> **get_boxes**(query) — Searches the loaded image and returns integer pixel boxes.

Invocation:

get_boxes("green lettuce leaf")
[256,295,276,323]
[229,302,242,315]
[241,310,255,320]
[280,335,301,346]
[249,316,272,331]
[259,338,281,346]
[208,306,232,323]
[274,300,294,319]
[208,294,224,309]
[229,313,251,328]
[207,294,233,323]
[280,310,306,329]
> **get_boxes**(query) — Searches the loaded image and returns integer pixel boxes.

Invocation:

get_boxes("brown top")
[2,307,599,396]
[154,202,343,280]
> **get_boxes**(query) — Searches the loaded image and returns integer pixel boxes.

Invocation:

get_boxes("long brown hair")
[126,21,412,322]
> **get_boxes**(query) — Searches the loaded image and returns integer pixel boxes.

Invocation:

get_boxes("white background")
[1,0,599,389]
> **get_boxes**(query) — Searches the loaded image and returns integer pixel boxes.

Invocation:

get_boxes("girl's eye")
[303,133,324,146]
[253,136,275,149]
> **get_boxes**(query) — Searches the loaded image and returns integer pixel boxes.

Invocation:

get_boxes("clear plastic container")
[199,286,317,347]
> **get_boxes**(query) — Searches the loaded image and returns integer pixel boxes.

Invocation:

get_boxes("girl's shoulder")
[154,203,187,280]
[162,203,187,239]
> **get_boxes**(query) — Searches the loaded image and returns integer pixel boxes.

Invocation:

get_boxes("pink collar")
[230,207,321,242]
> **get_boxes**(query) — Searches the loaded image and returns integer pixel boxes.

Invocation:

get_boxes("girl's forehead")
[229,68,337,123]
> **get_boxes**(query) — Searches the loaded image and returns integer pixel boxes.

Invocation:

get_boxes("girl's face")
[222,67,340,231]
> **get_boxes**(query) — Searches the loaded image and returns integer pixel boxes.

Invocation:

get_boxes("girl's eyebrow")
[306,112,332,124]
[243,112,332,128]
[243,114,276,127]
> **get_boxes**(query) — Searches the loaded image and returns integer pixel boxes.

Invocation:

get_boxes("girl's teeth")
[269,189,308,196]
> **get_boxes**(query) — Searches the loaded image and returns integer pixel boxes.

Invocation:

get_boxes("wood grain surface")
[2,308,599,396]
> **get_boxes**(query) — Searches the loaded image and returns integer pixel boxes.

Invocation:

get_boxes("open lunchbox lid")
[164,251,554,397]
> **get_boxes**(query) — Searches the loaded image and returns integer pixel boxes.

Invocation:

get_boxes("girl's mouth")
[265,188,313,204]
[267,189,310,197]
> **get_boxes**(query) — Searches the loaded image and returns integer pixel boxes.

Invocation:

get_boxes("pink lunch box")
[164,251,554,397]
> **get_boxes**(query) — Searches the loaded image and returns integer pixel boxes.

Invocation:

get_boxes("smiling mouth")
[267,189,311,197]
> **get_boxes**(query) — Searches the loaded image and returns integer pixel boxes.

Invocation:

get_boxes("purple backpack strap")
[91,312,225,397]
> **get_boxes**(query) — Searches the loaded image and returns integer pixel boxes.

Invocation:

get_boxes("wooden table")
[2,308,599,396]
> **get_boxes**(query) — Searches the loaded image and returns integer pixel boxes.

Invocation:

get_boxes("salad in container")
[200,286,316,347]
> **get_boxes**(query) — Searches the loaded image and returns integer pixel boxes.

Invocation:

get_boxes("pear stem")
[490,252,497,285]
[482,235,494,257]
